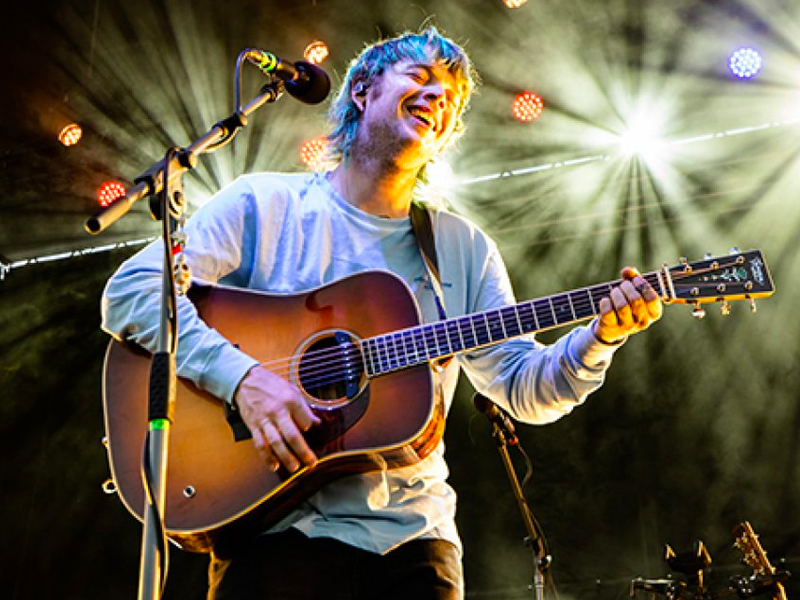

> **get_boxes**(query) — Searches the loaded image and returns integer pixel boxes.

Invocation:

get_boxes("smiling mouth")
[407,107,435,130]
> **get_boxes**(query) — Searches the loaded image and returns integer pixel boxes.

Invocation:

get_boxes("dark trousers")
[207,528,463,600]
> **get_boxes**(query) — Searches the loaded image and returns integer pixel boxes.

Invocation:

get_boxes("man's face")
[354,59,465,169]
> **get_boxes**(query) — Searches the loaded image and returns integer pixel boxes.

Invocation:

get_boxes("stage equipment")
[630,522,790,600]
[474,393,550,600]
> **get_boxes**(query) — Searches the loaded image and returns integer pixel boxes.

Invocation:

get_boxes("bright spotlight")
[728,47,762,79]
[617,113,664,157]
[303,41,330,65]
[299,136,329,170]
[513,91,544,122]
[503,0,528,7]
[97,181,127,207]
[58,123,82,147]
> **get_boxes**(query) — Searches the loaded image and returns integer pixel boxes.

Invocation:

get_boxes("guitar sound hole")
[298,331,363,403]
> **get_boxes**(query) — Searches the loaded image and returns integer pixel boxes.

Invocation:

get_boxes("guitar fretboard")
[361,272,662,377]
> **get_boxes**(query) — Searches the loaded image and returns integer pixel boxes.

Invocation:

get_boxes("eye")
[407,69,427,83]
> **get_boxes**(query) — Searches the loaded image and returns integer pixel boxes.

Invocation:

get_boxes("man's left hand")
[593,266,663,344]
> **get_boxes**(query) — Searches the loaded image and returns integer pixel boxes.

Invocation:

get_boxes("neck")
[328,151,421,219]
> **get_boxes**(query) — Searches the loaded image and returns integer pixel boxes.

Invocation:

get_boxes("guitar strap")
[409,200,447,320]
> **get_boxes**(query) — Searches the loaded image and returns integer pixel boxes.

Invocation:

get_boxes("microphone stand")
[474,393,552,600]
[86,79,285,600]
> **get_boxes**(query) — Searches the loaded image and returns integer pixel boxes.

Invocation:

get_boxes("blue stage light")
[728,47,762,79]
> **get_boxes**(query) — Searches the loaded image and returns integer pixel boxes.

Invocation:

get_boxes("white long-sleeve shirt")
[101,171,622,555]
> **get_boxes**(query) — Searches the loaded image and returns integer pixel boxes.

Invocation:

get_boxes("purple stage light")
[728,47,762,79]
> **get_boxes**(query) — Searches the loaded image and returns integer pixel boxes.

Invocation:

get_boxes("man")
[102,27,661,600]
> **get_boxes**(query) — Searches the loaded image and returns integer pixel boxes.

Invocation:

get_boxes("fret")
[488,309,505,341]
[398,332,412,368]
[519,301,539,333]
[571,289,593,319]
[567,293,577,321]
[548,297,558,324]
[374,336,387,372]
[363,339,375,376]
[498,310,508,338]
[552,295,573,325]
[397,333,409,367]
[423,325,439,358]
[587,286,603,314]
[409,329,421,364]
[473,314,490,346]
[416,327,430,361]
[534,299,556,330]
[435,322,452,355]
[383,335,396,370]
[459,317,476,349]
[454,319,467,352]
[446,320,463,353]
[469,315,479,347]
[387,334,398,369]
[513,306,524,335]
[500,306,521,337]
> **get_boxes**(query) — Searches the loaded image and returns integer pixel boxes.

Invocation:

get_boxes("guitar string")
[254,275,644,372]
[251,265,756,389]
[252,269,733,388]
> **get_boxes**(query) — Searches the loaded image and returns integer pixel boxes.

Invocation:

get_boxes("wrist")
[592,319,626,346]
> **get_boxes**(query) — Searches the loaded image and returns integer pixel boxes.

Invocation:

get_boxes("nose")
[423,87,446,109]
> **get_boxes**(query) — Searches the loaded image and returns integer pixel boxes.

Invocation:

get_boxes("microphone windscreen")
[286,61,331,104]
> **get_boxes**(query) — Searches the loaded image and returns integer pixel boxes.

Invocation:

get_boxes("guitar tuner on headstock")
[659,249,775,312]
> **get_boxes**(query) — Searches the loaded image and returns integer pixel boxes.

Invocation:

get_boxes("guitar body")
[102,270,444,553]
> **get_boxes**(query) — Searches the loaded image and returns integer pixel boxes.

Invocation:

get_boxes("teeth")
[408,107,432,127]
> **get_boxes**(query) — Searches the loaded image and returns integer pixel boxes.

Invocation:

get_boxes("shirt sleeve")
[100,177,261,403]
[456,234,624,425]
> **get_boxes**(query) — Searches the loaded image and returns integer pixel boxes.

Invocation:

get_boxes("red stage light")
[97,181,127,207]
[303,41,330,65]
[299,136,329,170]
[59,123,83,146]
[512,91,544,122]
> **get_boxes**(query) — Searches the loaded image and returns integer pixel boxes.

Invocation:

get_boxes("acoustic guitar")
[102,250,774,552]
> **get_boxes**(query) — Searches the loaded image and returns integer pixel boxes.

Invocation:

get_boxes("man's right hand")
[234,366,321,473]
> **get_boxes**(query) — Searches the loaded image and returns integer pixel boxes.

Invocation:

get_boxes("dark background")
[2,0,799,598]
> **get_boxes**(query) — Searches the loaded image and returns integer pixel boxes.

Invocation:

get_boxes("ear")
[350,80,368,112]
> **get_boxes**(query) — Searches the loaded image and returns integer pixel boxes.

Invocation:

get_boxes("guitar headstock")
[660,249,774,317]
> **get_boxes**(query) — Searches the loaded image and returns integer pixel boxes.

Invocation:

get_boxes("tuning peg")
[729,246,741,255]
[749,298,757,313]
[692,302,706,320]
[720,300,731,316]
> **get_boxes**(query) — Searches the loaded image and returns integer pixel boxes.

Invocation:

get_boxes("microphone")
[473,393,518,444]
[245,49,330,104]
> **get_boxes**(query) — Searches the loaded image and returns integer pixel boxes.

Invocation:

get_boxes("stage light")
[728,47,762,79]
[617,111,664,157]
[512,92,544,122]
[58,123,82,147]
[303,41,330,65]
[299,136,329,170]
[503,0,528,7]
[97,181,127,207]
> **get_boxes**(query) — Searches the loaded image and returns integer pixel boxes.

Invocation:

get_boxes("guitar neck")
[361,271,664,377]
